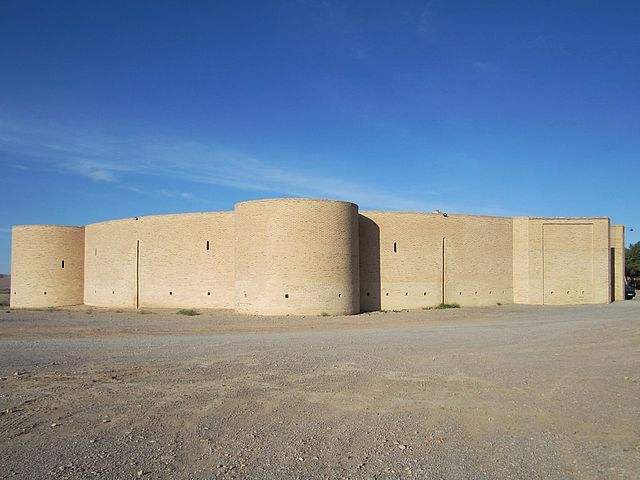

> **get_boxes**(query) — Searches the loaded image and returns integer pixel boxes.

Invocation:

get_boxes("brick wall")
[11,225,84,308]
[11,199,622,311]
[610,225,625,301]
[138,212,234,309]
[513,218,611,305]
[360,212,512,310]
[235,199,359,315]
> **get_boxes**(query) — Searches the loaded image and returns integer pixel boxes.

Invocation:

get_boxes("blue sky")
[1,1,638,273]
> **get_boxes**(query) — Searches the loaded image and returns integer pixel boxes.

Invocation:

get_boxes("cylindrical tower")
[234,198,360,315]
[11,225,85,308]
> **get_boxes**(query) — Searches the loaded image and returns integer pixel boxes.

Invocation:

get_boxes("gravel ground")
[0,300,639,479]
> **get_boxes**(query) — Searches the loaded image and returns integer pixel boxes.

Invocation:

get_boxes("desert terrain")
[0,295,639,479]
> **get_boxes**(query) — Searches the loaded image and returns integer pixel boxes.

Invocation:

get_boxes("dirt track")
[1,301,639,479]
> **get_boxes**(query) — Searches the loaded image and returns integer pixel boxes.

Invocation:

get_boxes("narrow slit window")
[95,247,98,256]
[393,242,397,253]
[206,241,210,251]
[61,260,65,269]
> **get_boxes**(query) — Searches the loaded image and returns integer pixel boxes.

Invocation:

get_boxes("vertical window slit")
[393,242,397,253]
[206,241,210,251]
[61,260,65,269]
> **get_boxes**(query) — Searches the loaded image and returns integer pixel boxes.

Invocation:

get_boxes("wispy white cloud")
[417,1,437,42]
[68,160,119,182]
[160,189,195,201]
[0,116,451,212]
[467,60,493,74]
[531,34,552,47]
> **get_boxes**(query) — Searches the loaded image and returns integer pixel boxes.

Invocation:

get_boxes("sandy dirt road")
[0,301,639,479]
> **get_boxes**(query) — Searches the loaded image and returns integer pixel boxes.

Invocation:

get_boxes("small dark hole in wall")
[566,291,570,295]
[489,290,492,294]
[550,291,553,295]
[135,217,139,220]
[405,292,408,296]
[366,292,370,296]
[169,291,173,295]
[475,291,477,295]
[44,292,47,295]
[393,242,397,253]
[61,260,65,269]
[206,241,210,251]
[207,292,211,296]
[423,292,427,296]
[338,294,341,298]
[112,291,115,294]
[285,294,289,298]
[385,292,389,296]
[244,292,247,298]
[459,291,462,295]
[581,290,585,294]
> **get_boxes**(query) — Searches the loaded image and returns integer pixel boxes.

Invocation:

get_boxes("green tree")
[626,241,640,277]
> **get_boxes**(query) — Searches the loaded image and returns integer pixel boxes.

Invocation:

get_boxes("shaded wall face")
[360,212,513,310]
[359,212,443,311]
[610,225,625,301]
[513,218,611,305]
[235,199,360,315]
[358,215,381,312]
[11,226,85,308]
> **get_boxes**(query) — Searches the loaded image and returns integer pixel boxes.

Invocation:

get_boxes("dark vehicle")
[626,284,636,300]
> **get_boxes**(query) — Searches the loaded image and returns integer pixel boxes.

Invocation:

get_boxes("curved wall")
[137,212,234,309]
[12,198,618,313]
[84,218,138,307]
[235,199,360,315]
[359,212,442,311]
[359,212,513,310]
[84,213,235,309]
[11,225,85,308]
